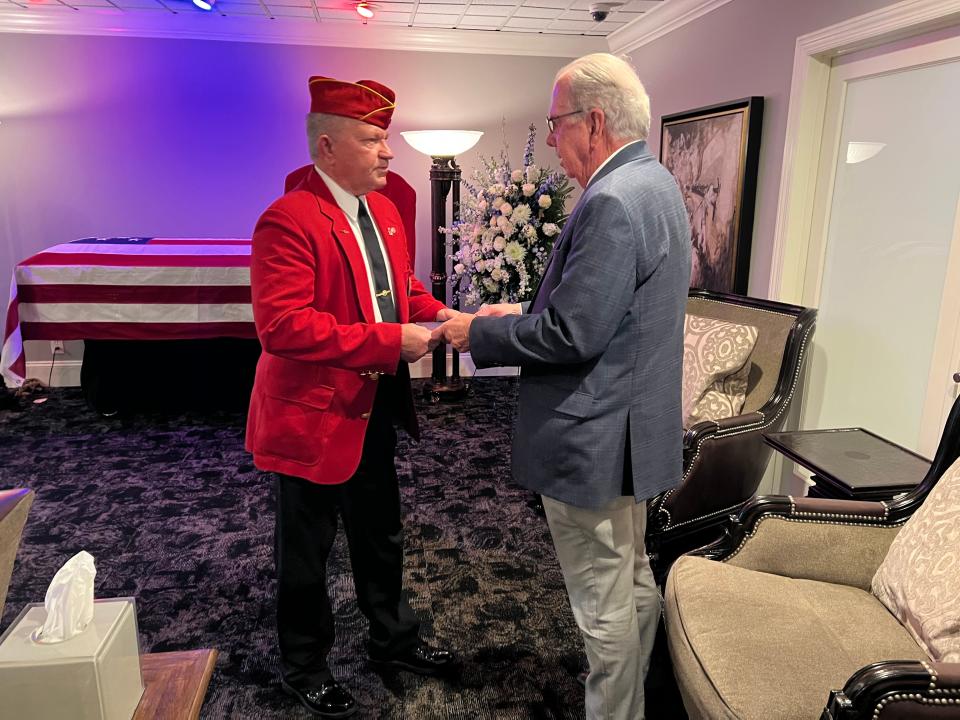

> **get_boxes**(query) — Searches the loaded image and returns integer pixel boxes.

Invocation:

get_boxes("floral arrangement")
[444,124,573,307]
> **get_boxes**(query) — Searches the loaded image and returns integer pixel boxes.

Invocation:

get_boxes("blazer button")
[360,411,371,419]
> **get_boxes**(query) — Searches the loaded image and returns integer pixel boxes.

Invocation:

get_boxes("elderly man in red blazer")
[246,75,456,719]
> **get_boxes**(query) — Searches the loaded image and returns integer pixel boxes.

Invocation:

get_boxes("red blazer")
[245,169,444,485]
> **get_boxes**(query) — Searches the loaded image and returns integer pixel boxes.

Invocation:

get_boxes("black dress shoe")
[281,679,357,718]
[369,640,455,676]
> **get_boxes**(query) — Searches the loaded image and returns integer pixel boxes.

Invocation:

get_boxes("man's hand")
[435,308,463,322]
[476,303,522,317]
[432,313,475,352]
[400,323,439,362]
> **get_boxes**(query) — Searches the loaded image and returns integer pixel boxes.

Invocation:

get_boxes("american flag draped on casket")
[1,238,256,386]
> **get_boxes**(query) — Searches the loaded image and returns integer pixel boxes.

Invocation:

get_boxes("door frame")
[769,0,960,305]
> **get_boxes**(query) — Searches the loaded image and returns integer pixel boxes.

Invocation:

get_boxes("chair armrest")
[684,411,765,446]
[824,660,960,719]
[693,495,902,590]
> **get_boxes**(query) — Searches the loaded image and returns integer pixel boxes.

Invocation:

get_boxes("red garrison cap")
[308,76,396,130]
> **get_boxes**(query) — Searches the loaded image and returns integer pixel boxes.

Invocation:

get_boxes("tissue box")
[0,598,144,720]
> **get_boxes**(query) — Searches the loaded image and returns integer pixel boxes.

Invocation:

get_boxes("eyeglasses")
[546,109,584,133]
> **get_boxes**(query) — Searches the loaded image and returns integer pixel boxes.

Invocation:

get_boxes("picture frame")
[659,97,764,295]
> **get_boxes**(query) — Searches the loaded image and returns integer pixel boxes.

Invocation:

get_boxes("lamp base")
[423,378,469,403]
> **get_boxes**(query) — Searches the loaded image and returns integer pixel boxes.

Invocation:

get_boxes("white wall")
[0,33,570,375]
[625,0,906,297]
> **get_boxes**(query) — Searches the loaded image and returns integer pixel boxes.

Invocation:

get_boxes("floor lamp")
[401,130,482,402]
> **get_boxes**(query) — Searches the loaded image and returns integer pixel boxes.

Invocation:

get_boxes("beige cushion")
[667,555,927,720]
[0,489,34,621]
[682,315,758,425]
[872,455,960,662]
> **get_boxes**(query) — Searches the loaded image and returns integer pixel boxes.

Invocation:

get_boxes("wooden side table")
[763,428,930,501]
[134,649,217,720]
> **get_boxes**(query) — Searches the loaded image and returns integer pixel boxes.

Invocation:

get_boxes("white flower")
[478,200,488,212]
[538,194,552,209]
[525,165,538,181]
[492,197,504,210]
[475,260,485,272]
[523,224,537,241]
[500,202,512,217]
[493,257,503,270]
[543,222,559,237]
[511,169,524,183]
[465,290,479,306]
[454,263,465,275]
[488,183,504,196]
[483,278,499,293]
[522,183,536,197]
[489,216,498,228]
[511,204,532,225]
[493,237,506,251]
[481,238,493,252]
[504,241,526,263]
[485,259,496,271]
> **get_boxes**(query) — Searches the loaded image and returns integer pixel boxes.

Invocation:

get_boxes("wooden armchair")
[664,393,960,720]
[646,289,817,582]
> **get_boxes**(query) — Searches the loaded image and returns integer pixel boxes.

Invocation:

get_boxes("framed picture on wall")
[659,97,763,295]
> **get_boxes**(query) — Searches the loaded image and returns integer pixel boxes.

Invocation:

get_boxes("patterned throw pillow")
[682,315,758,426]
[872,456,960,662]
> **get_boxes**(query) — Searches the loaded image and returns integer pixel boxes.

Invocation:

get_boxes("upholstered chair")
[665,392,960,720]
[0,488,34,622]
[646,289,817,582]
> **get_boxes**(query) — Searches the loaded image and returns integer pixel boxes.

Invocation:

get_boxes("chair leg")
[644,618,688,719]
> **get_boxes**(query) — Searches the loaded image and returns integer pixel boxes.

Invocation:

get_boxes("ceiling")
[0,0,664,36]
[0,0,728,56]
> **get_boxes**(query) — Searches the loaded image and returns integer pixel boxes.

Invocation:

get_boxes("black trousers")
[275,382,420,689]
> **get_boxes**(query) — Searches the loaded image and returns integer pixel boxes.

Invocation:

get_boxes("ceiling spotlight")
[356,2,374,18]
[192,0,215,9]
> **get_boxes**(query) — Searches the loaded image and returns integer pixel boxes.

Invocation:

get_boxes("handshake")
[399,303,522,362]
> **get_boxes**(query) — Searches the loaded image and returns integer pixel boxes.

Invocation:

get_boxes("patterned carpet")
[0,378,598,719]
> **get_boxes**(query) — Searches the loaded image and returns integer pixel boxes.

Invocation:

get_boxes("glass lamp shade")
[401,130,483,158]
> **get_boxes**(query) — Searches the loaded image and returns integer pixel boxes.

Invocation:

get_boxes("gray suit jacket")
[470,141,691,508]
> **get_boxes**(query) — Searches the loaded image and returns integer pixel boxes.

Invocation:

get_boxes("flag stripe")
[22,253,251,268]
[148,239,252,246]
[16,266,250,286]
[18,285,252,304]
[19,302,254,324]
[40,243,252,257]
[21,322,258,341]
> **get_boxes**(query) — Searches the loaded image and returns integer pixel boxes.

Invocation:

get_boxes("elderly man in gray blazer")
[436,53,690,719]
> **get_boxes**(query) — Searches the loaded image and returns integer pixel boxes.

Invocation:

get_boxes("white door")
[799,35,960,458]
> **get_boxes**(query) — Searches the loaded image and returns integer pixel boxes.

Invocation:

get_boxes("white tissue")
[32,550,97,644]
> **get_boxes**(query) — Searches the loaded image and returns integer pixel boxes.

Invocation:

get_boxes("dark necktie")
[356,200,397,323]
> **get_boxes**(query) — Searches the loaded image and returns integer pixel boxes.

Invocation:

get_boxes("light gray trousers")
[542,495,661,720]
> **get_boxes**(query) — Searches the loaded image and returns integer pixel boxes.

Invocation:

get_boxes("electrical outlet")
[50,340,65,355]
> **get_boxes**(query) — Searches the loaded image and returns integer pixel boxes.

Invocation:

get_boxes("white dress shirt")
[314,166,397,323]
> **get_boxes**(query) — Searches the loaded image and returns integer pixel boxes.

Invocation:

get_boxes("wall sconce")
[401,129,483,402]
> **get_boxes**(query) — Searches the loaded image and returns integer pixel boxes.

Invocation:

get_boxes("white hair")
[555,53,651,142]
[306,113,352,163]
